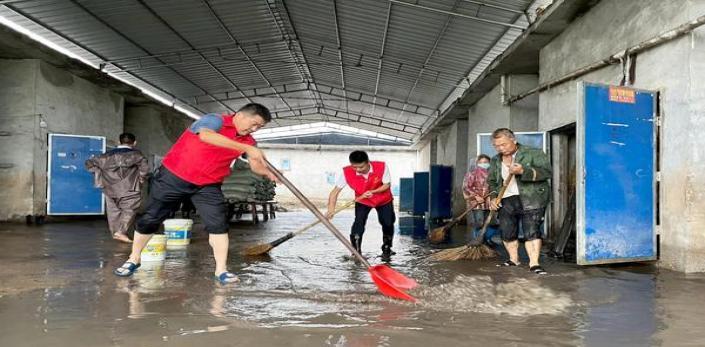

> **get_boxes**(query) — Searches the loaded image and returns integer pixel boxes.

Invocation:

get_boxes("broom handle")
[268,199,358,248]
[265,159,372,267]
[454,208,473,223]
[443,204,475,229]
[291,199,356,237]
[477,174,515,239]
[442,189,491,229]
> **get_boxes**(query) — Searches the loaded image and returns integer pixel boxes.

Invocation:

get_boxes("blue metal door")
[412,172,429,216]
[47,134,105,215]
[577,83,657,265]
[429,165,453,219]
[399,178,414,212]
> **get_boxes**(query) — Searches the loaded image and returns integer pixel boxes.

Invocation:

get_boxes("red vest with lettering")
[343,161,393,207]
[162,115,255,185]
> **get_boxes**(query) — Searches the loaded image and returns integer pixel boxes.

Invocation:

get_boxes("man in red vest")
[326,150,396,258]
[114,103,276,284]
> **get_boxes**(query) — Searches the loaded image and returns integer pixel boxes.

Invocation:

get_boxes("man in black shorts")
[113,103,276,284]
[487,128,551,275]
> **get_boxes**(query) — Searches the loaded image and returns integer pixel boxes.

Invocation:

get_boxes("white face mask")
[478,163,490,170]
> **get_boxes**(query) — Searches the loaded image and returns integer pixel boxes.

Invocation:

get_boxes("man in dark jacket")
[488,128,551,275]
[85,133,149,243]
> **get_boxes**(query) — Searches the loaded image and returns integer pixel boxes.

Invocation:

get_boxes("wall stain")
[39,61,73,87]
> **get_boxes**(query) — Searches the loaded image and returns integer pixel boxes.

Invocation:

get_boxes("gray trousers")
[105,194,142,235]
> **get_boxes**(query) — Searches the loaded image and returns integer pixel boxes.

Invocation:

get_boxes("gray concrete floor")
[1,210,704,346]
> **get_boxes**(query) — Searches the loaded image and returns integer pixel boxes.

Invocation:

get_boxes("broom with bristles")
[428,201,480,243]
[429,173,514,261]
[242,200,357,256]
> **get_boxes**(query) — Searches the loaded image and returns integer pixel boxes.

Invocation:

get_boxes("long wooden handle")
[268,200,357,248]
[291,200,356,237]
[446,203,476,227]
[475,174,515,242]
[455,208,473,222]
[494,173,515,205]
[265,159,371,267]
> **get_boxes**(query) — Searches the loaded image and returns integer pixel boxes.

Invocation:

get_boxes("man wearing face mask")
[326,151,395,259]
[114,103,278,284]
[488,128,551,275]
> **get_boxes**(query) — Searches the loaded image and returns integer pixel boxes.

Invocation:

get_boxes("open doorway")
[548,123,576,261]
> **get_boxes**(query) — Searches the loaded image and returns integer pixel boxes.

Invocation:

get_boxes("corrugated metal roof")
[1,0,539,140]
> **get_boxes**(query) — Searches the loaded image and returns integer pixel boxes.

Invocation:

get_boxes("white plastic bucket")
[163,219,193,248]
[141,234,167,262]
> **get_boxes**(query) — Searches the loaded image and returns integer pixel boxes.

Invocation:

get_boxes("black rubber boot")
[381,235,396,257]
[350,234,363,254]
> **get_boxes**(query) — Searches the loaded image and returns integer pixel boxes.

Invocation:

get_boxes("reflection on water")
[1,212,705,346]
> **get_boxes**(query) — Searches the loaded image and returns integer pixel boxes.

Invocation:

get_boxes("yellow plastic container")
[140,234,167,262]
[163,219,193,248]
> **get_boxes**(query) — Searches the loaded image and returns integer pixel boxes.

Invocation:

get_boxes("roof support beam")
[388,0,526,30]
[66,0,233,113]
[274,118,415,140]
[135,0,255,116]
[460,0,525,15]
[395,0,460,122]
[268,106,319,119]
[6,2,208,114]
[315,84,434,118]
[265,0,325,108]
[201,0,303,120]
[424,1,528,133]
[193,82,309,103]
[331,0,349,118]
[370,2,392,118]
[102,37,465,90]
[271,105,421,132]
[321,106,421,133]
[0,0,29,5]
[192,82,436,118]
[276,110,416,140]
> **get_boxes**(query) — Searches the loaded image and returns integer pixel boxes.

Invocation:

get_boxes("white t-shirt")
[501,156,520,198]
[335,164,391,189]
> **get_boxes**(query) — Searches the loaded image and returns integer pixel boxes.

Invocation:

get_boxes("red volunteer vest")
[162,114,255,185]
[343,161,393,207]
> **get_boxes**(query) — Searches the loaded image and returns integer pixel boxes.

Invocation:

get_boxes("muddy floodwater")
[1,210,705,346]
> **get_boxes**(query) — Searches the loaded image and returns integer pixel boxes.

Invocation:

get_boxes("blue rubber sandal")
[215,272,240,284]
[114,262,140,277]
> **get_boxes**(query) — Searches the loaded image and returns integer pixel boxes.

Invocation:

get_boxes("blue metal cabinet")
[399,178,414,212]
[47,134,105,215]
[397,215,427,239]
[412,172,429,216]
[429,165,453,219]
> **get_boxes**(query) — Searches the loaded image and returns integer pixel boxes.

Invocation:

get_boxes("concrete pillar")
[0,59,38,220]
[433,120,469,215]
[415,140,432,171]
[429,138,438,166]
[659,15,705,273]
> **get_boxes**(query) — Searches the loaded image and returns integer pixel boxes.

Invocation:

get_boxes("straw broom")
[428,201,480,243]
[242,200,357,256]
[429,173,514,261]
